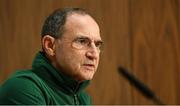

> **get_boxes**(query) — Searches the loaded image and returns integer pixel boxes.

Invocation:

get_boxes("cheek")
[56,48,84,71]
[69,52,85,69]
[66,54,81,68]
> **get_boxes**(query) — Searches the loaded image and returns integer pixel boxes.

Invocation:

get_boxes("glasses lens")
[96,41,104,50]
[71,37,103,52]
[72,37,90,49]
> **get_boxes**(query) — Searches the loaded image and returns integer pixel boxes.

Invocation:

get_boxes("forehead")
[63,13,101,40]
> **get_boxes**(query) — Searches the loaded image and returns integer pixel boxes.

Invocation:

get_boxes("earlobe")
[42,35,56,56]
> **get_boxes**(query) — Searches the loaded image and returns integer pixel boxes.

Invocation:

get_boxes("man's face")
[54,13,102,82]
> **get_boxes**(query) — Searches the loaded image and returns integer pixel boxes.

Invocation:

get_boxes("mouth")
[82,64,95,71]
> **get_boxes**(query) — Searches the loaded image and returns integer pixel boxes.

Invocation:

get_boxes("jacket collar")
[32,51,90,94]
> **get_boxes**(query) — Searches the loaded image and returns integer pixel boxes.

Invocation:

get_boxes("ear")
[42,35,56,56]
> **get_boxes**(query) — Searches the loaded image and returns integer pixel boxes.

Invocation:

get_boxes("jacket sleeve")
[0,76,46,105]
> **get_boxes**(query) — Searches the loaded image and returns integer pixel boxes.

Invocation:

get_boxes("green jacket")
[0,51,92,105]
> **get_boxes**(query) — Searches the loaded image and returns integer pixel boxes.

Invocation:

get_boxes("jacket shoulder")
[0,70,46,105]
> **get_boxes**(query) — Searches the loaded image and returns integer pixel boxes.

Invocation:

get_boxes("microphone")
[118,66,164,105]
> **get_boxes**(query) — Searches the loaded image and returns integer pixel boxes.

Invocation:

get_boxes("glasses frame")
[59,35,103,52]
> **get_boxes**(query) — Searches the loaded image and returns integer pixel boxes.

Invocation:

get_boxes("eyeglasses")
[71,36,103,52]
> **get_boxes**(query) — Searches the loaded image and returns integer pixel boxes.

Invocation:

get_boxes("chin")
[80,73,94,81]
[77,68,96,81]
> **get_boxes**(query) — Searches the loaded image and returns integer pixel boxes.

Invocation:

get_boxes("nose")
[86,43,99,60]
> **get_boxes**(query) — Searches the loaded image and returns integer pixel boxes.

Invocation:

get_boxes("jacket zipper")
[73,83,80,105]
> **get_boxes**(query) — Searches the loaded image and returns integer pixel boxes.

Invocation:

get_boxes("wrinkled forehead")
[63,13,101,41]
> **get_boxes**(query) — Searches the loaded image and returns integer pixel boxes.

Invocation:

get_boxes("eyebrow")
[76,35,103,43]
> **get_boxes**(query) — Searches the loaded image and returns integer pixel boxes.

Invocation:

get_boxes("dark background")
[0,0,180,104]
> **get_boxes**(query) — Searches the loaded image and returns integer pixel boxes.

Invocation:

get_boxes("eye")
[95,41,103,51]
[76,38,89,45]
[95,41,103,49]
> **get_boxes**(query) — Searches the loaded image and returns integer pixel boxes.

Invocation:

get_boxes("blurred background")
[0,0,180,104]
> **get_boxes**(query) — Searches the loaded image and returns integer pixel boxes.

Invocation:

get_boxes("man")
[0,8,103,105]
